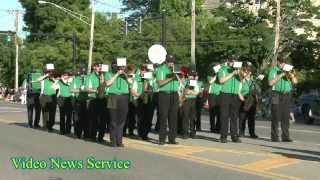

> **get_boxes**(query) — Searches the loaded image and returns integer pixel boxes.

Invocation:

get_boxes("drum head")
[148,44,167,64]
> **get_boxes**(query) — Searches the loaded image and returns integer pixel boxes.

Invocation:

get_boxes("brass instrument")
[239,66,251,80]
[285,69,298,84]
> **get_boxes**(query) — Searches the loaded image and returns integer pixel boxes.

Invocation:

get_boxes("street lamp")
[38,0,95,73]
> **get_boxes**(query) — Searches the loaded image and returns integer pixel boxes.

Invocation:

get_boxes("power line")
[96,0,122,10]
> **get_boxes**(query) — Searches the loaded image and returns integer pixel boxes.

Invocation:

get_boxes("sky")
[0,0,123,37]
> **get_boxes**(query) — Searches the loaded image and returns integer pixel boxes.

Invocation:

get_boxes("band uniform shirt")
[240,79,252,96]
[218,65,240,94]
[57,80,71,98]
[104,71,129,95]
[84,73,100,99]
[207,76,222,96]
[156,64,179,93]
[41,79,56,96]
[28,72,42,94]
[268,66,292,93]
[70,76,87,100]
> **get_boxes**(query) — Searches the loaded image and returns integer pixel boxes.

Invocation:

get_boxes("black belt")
[272,91,290,95]
[159,91,177,94]
[221,92,238,96]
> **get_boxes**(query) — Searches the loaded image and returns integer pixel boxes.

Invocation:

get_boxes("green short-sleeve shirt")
[268,66,292,93]
[104,71,129,95]
[240,79,252,96]
[156,64,179,92]
[70,76,88,100]
[58,81,71,98]
[84,73,100,98]
[218,65,240,94]
[207,76,222,95]
[29,72,42,93]
[43,79,56,96]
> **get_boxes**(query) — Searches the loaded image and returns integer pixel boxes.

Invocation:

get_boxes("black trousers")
[58,97,72,134]
[40,95,57,131]
[271,92,290,140]
[86,98,99,139]
[124,99,143,135]
[182,98,197,136]
[195,96,203,131]
[208,94,221,132]
[153,93,160,131]
[26,93,41,127]
[220,93,240,139]
[72,98,86,138]
[140,94,155,138]
[109,95,129,146]
[97,98,108,141]
[158,92,179,143]
[239,101,256,136]
[177,107,183,135]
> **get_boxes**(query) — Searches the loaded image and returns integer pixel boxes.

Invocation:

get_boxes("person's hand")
[239,95,245,102]
[117,69,125,75]
[233,69,240,75]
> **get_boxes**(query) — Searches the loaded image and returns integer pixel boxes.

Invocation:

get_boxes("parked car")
[298,94,320,124]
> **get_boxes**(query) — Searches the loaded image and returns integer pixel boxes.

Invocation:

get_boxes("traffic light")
[7,35,11,42]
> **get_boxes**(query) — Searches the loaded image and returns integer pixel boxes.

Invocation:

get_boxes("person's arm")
[157,68,175,86]
[158,77,175,86]
[105,71,121,87]
[208,76,216,84]
[238,80,245,102]
[268,72,285,86]
[220,70,239,84]
[37,74,49,82]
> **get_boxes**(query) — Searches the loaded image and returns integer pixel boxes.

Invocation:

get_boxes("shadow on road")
[260,144,320,162]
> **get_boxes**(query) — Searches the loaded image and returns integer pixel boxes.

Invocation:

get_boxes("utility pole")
[161,11,166,48]
[125,19,128,36]
[139,16,142,34]
[88,0,96,74]
[72,31,77,73]
[191,0,196,68]
[14,11,19,92]
[273,0,281,66]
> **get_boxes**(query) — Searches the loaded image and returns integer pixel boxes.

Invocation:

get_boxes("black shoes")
[271,138,280,142]
[232,137,242,143]
[159,141,165,146]
[168,141,179,145]
[220,138,227,143]
[250,134,259,139]
[282,138,293,142]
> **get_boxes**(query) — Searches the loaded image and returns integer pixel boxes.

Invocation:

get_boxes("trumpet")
[239,66,251,80]
[285,69,298,84]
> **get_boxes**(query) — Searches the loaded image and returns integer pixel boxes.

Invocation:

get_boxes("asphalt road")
[0,101,319,180]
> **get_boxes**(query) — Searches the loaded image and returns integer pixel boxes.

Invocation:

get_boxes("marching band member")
[207,64,222,133]
[218,58,242,143]
[195,74,204,131]
[124,64,143,137]
[70,68,88,139]
[96,64,109,143]
[84,63,101,141]
[181,70,200,139]
[57,71,72,135]
[238,62,258,138]
[156,55,180,145]
[26,69,42,128]
[104,60,133,147]
[38,64,58,132]
[268,58,298,142]
[140,64,157,140]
